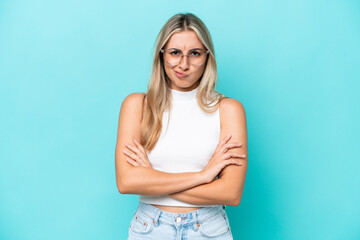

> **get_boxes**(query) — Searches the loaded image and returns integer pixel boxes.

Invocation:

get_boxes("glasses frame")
[160,48,210,66]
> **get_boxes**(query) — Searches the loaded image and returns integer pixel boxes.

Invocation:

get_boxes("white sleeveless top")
[139,86,221,207]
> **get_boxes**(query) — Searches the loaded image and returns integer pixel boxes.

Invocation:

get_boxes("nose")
[178,55,190,70]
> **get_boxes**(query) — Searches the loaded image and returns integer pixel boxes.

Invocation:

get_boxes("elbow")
[116,167,136,194]
[116,173,131,194]
[116,168,141,194]
[230,197,241,207]
[229,192,242,206]
[117,182,128,194]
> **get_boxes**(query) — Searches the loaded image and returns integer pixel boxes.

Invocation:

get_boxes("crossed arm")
[115,93,248,206]
[165,98,248,206]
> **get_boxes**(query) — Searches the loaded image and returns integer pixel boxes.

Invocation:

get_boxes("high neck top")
[139,85,221,208]
[170,86,199,102]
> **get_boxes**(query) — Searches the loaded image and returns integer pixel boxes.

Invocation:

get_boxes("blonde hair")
[141,13,228,152]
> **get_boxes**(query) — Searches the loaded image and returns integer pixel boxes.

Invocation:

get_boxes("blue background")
[1,0,359,239]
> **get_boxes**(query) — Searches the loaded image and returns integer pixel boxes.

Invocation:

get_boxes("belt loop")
[152,209,161,227]
[192,212,199,232]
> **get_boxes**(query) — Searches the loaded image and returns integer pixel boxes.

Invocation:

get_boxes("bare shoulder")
[218,97,247,144]
[219,97,246,119]
[121,92,146,110]
[117,92,146,141]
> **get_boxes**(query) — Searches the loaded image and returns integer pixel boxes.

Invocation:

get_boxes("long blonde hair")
[141,13,228,152]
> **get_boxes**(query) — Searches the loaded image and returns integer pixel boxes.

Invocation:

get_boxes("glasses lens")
[164,49,182,66]
[188,49,207,66]
[163,49,208,66]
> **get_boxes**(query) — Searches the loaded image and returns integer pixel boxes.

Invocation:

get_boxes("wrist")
[198,170,210,184]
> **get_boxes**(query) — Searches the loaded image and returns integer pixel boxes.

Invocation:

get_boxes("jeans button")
[175,217,181,223]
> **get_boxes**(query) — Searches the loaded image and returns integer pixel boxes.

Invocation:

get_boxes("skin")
[115,30,248,213]
[162,30,207,91]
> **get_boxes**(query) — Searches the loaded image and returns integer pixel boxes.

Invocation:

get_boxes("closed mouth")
[175,71,188,78]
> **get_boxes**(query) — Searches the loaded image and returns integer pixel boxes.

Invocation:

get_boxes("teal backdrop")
[0,0,359,239]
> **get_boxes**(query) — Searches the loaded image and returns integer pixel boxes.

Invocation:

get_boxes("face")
[162,30,207,91]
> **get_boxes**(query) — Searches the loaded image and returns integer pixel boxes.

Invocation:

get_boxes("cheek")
[164,65,174,78]
[193,66,206,78]
[163,62,172,73]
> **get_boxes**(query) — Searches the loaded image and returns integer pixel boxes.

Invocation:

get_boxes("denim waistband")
[136,201,226,230]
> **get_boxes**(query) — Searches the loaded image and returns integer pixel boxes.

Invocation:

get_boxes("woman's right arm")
[115,93,207,196]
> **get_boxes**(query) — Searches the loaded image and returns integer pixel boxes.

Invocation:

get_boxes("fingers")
[123,148,147,166]
[126,157,141,167]
[224,152,246,160]
[216,134,232,152]
[225,159,242,166]
[124,140,151,167]
[222,142,242,153]
[124,143,147,164]
[133,139,147,155]
[125,142,143,157]
[219,158,242,171]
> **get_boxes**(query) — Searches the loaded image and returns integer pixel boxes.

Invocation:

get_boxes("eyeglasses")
[160,48,209,66]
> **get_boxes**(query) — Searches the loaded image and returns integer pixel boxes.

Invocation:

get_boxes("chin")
[169,76,197,88]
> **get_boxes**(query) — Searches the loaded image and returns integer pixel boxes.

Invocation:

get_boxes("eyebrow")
[168,47,205,51]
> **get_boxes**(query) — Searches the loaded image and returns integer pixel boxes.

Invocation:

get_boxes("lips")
[175,71,188,78]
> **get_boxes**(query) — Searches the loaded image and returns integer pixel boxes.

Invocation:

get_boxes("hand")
[123,139,152,168]
[200,134,245,183]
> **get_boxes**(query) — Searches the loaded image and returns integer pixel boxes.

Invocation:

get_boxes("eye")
[169,50,180,56]
[190,50,201,56]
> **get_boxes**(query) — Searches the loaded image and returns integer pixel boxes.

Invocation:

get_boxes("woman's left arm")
[124,98,248,206]
[167,98,248,206]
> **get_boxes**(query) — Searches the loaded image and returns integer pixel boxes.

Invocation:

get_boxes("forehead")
[164,30,205,49]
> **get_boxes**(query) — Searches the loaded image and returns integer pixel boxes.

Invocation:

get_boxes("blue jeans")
[127,201,233,239]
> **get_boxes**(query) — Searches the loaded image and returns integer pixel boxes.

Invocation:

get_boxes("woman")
[115,13,248,239]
